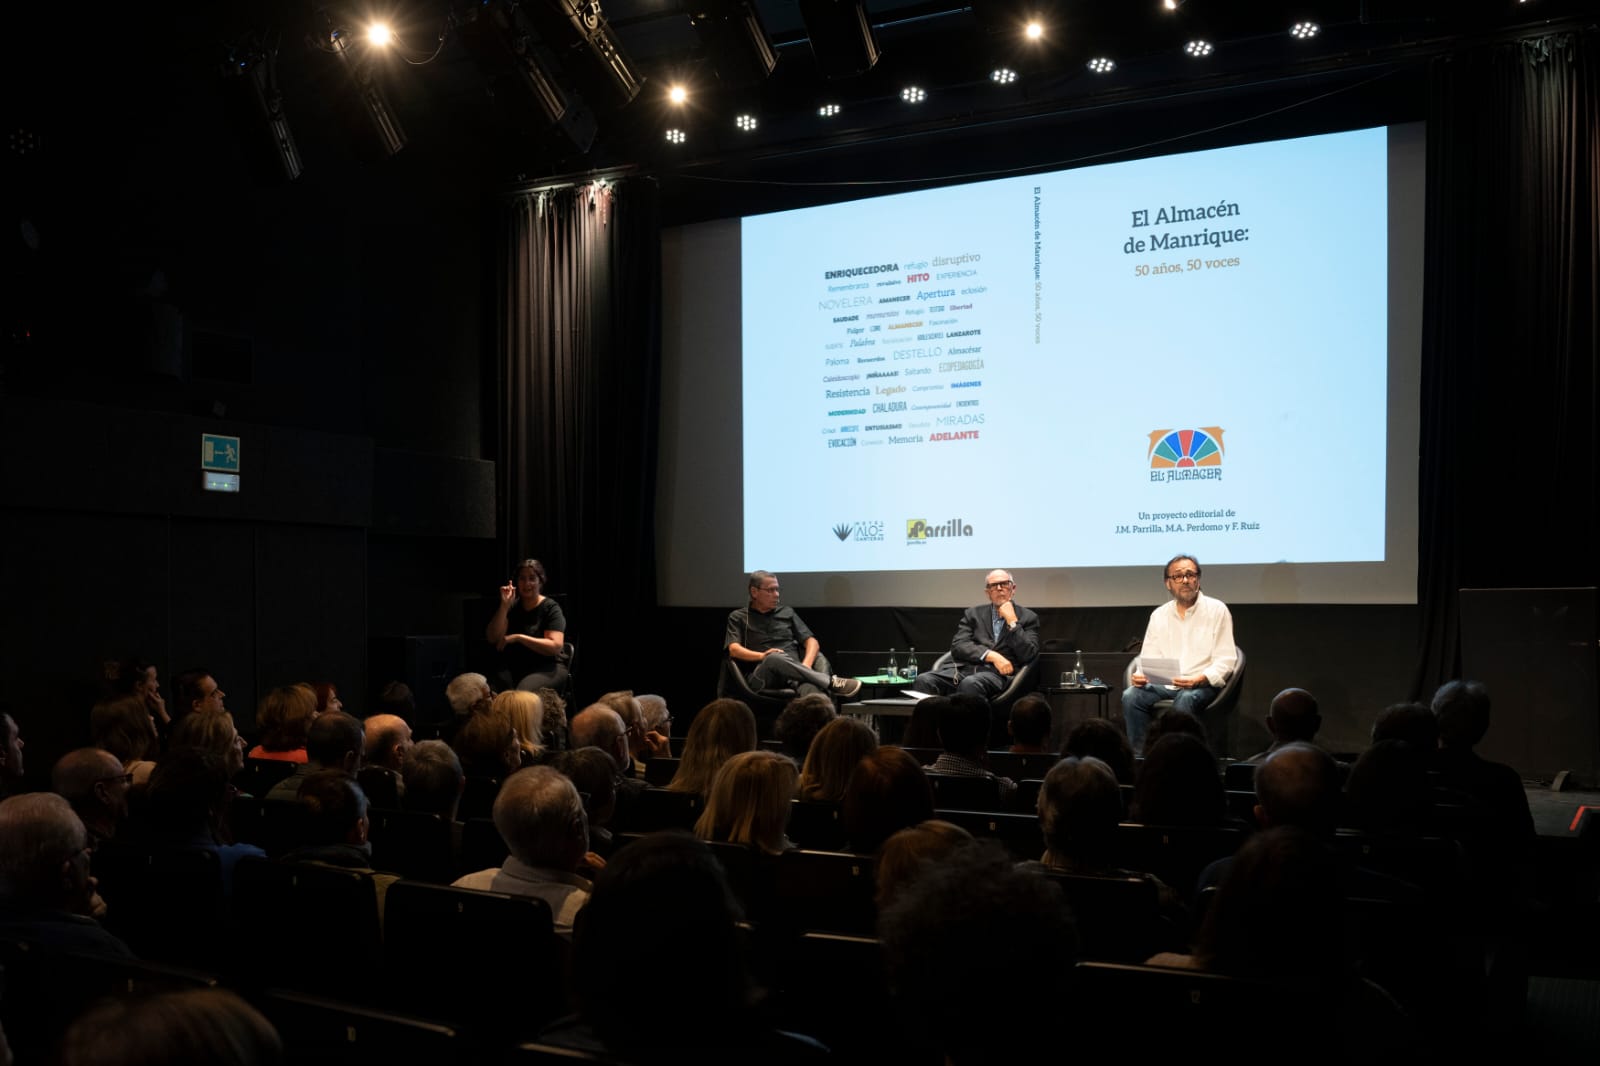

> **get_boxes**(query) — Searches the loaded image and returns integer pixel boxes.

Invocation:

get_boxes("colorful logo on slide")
[1148,427,1225,469]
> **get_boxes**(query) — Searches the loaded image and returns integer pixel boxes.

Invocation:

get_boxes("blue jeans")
[1121,683,1219,751]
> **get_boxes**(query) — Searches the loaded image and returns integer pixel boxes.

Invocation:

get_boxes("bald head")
[571,705,628,769]
[1266,688,1320,744]
[1254,742,1340,836]
[52,748,125,805]
[363,714,413,771]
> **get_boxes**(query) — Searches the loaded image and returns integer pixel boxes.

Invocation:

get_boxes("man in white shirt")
[1121,555,1237,750]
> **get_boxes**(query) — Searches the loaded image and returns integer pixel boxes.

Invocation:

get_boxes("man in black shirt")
[725,571,861,698]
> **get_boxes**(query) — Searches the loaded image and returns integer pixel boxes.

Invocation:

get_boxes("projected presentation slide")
[741,126,1389,574]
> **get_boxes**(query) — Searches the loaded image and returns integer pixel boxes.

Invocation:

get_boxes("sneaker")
[829,676,863,698]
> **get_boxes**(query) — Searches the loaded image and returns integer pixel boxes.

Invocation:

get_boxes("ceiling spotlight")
[668,84,688,105]
[366,23,394,47]
[991,67,1018,84]
[900,86,926,103]
[1184,39,1214,57]
[735,113,758,131]
[665,128,686,144]
[1162,0,1182,11]
[1024,21,1044,41]
[1289,21,1320,40]
[1087,56,1115,74]
[818,103,841,117]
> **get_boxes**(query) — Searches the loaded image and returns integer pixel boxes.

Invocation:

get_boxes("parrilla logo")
[834,519,885,542]
[1148,427,1225,482]
[906,517,974,542]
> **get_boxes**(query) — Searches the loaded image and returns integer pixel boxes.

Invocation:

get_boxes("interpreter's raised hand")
[499,581,517,606]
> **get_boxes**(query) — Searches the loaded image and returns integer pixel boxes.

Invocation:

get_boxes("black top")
[724,605,814,676]
[504,597,568,680]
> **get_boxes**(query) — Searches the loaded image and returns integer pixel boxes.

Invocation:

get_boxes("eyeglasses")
[756,585,780,593]
[985,581,1014,590]
[1166,571,1200,582]
[98,772,135,786]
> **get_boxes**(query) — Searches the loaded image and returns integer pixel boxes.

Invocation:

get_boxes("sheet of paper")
[1140,657,1179,687]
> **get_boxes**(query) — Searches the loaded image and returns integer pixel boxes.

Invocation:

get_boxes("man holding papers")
[1121,555,1237,750]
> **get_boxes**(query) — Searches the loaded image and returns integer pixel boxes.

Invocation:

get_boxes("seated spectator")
[666,699,758,798]
[401,740,465,821]
[170,710,248,781]
[453,766,592,937]
[375,680,416,724]
[247,685,318,763]
[60,988,281,1066]
[1062,717,1137,785]
[600,690,667,777]
[451,705,523,782]
[569,706,646,817]
[557,747,619,853]
[797,716,877,803]
[901,694,947,749]
[1140,706,1210,756]
[842,747,935,853]
[927,694,1016,803]
[1245,687,1323,761]
[443,672,494,741]
[1006,693,1053,753]
[109,658,171,733]
[51,748,131,851]
[1131,732,1225,827]
[90,694,159,787]
[1371,701,1438,750]
[280,770,398,917]
[493,690,544,764]
[359,713,414,809]
[879,842,1077,1064]
[0,792,131,957]
[536,687,569,753]
[552,832,824,1063]
[144,749,264,884]
[695,750,798,855]
[1035,756,1135,876]
[265,712,364,803]
[0,712,24,798]
[774,693,836,762]
[172,670,228,723]
[1344,740,1432,836]
[636,694,671,746]
[309,682,342,716]
[874,819,974,910]
[1431,680,1535,846]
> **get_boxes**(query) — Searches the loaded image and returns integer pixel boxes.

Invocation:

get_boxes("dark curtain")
[1414,31,1599,696]
[498,179,662,695]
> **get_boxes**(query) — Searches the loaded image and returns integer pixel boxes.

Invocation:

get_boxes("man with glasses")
[911,569,1041,700]
[726,571,862,699]
[1121,554,1237,750]
[51,749,132,851]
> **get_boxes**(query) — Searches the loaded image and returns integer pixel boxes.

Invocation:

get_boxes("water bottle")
[905,647,919,679]
[886,648,898,680]
[1073,649,1086,686]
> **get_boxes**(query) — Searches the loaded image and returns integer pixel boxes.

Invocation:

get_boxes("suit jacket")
[949,603,1041,677]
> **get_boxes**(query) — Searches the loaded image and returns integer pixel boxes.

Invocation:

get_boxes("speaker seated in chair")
[719,570,862,734]
[909,569,1040,716]
[1121,646,1246,754]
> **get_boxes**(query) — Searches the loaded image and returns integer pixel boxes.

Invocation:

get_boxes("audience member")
[1131,732,1225,826]
[599,690,664,776]
[774,693,836,762]
[1062,717,1137,784]
[51,748,131,850]
[375,680,416,724]
[927,694,1016,803]
[443,673,494,742]
[1245,687,1323,761]
[172,670,227,722]
[557,747,620,853]
[264,711,364,803]
[879,842,1076,1064]
[453,766,592,937]
[536,687,569,753]
[279,770,398,921]
[1139,705,1210,756]
[90,695,159,787]
[60,988,281,1066]
[247,685,318,763]
[1034,756,1130,875]
[0,712,24,798]
[144,749,264,882]
[493,690,544,762]
[359,713,414,809]
[797,716,878,803]
[666,699,758,797]
[110,658,171,732]
[1006,693,1053,753]
[695,750,797,855]
[170,710,248,781]
[1371,701,1438,750]
[1431,680,1535,846]
[874,819,974,910]
[842,746,935,853]
[0,792,131,957]
[451,705,523,782]
[400,740,465,821]
[309,682,343,716]
[1344,739,1433,836]
[636,694,671,741]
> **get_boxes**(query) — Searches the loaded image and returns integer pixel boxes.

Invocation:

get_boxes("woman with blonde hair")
[666,699,757,797]
[798,716,878,802]
[694,749,798,855]
[492,689,544,760]
[247,684,318,762]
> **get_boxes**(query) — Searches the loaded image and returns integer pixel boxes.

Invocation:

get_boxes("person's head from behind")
[1431,679,1491,751]
[171,710,247,777]
[146,748,233,840]
[842,746,935,852]
[774,692,836,761]
[1141,706,1209,756]
[798,716,878,802]
[536,687,569,752]
[879,842,1078,1064]
[60,988,282,1066]
[1371,701,1438,750]
[936,694,991,758]
[1266,688,1320,745]
[1254,742,1340,837]
[557,747,620,829]
[1133,732,1223,826]
[445,672,493,718]
[296,770,370,847]
[574,833,747,1054]
[376,681,416,721]
[569,705,627,772]
[90,694,157,765]
[1195,826,1345,981]
[306,711,364,773]
[874,819,974,910]
[493,766,587,871]
[401,740,464,820]
[1038,756,1123,868]
[254,685,318,753]
[453,707,521,779]
[0,793,95,913]
[361,713,414,772]
[1344,739,1431,835]
[636,694,670,738]
[1062,718,1136,784]
[1006,694,1051,751]
[694,750,797,855]
[491,691,543,755]
[52,748,131,826]
[668,699,758,796]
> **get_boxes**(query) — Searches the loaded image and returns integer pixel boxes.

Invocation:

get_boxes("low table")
[841,696,920,742]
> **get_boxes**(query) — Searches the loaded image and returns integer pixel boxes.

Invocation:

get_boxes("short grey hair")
[493,766,586,867]
[636,694,670,732]
[446,673,491,716]
[0,792,87,904]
